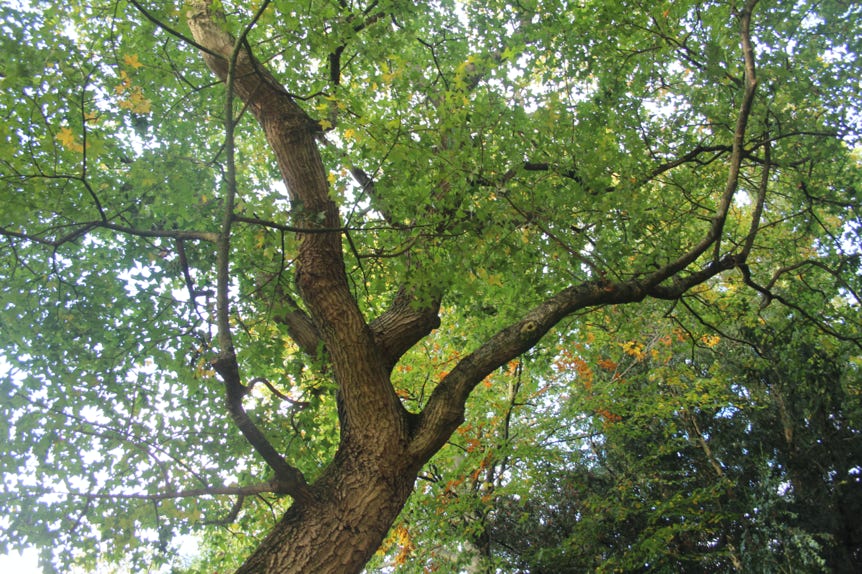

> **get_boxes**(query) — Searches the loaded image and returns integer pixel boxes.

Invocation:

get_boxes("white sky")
[0,549,41,573]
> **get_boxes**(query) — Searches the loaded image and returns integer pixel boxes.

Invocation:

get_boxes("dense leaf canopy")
[0,0,860,572]
[370,307,861,573]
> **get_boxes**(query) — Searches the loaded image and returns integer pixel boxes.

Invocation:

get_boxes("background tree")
[0,1,859,573]
[381,301,860,573]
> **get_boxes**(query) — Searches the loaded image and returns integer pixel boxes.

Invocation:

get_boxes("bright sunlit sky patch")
[0,548,41,574]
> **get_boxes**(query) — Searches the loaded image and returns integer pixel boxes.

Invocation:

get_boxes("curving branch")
[270,294,325,359]
[408,0,763,461]
[408,259,738,460]
[187,0,408,454]
[644,0,759,287]
[247,377,310,407]
[738,262,862,348]
[370,286,442,371]
[185,0,314,503]
[516,143,732,193]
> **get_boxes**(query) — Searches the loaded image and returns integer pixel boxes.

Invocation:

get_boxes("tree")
[0,0,859,572]
[410,305,861,574]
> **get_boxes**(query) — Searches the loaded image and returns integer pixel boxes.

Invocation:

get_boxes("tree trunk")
[235,444,420,574]
[185,4,427,572]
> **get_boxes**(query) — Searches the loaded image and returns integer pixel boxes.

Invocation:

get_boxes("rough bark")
[234,444,422,574]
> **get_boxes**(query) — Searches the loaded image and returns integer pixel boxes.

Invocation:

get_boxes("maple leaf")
[123,54,144,69]
[118,86,152,114]
[56,126,83,153]
[115,70,131,94]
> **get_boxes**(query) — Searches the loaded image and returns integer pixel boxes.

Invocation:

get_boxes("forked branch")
[410,0,763,461]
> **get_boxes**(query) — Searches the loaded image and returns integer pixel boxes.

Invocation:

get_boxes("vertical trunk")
[235,444,420,574]
[185,5,426,573]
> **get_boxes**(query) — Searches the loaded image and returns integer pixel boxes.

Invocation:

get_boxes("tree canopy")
[367,305,861,573]
[0,0,860,572]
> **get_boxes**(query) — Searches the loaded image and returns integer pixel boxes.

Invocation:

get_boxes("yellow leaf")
[319,118,333,130]
[124,54,144,69]
[56,126,84,153]
[118,86,152,114]
[621,340,645,361]
[133,97,152,114]
[115,70,131,94]
[327,172,337,185]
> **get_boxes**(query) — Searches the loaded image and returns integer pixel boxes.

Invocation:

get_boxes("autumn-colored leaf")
[597,358,618,371]
[118,86,152,114]
[123,53,144,69]
[56,126,83,152]
[622,341,645,361]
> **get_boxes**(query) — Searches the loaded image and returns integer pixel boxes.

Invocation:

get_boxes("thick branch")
[187,0,358,333]
[409,281,629,459]
[267,279,325,358]
[647,255,741,300]
[410,3,763,459]
[275,305,324,358]
[187,0,406,447]
[370,287,442,370]
[349,169,443,368]
[410,255,736,459]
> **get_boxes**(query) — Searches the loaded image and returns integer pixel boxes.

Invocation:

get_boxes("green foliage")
[377,304,862,573]
[0,0,860,572]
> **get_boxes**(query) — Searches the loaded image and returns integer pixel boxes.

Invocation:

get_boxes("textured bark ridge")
[234,445,421,574]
